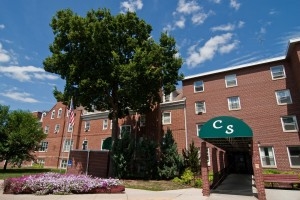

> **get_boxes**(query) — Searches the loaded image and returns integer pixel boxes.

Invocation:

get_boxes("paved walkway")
[1,175,299,200]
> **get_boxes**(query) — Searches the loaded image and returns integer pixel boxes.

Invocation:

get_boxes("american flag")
[69,98,75,127]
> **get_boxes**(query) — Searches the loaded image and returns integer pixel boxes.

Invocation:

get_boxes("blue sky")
[0,0,300,112]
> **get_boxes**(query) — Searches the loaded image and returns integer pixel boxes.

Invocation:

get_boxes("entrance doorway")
[227,151,252,174]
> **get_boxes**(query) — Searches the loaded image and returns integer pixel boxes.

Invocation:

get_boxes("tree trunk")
[3,160,8,170]
[108,112,119,177]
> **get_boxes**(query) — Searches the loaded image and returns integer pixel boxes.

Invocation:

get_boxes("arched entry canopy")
[199,116,253,152]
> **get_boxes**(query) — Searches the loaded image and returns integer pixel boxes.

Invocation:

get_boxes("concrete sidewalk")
[1,179,300,200]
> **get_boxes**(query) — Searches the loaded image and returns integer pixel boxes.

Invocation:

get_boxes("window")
[228,96,241,110]
[120,125,131,138]
[163,93,172,102]
[60,159,68,169]
[57,108,62,118]
[287,146,300,167]
[259,146,276,167]
[196,124,203,137]
[67,123,73,132]
[195,101,206,114]
[271,65,286,80]
[82,140,88,150]
[39,141,48,152]
[140,115,146,127]
[84,121,90,131]
[281,115,298,132]
[194,80,204,92]
[54,124,60,133]
[44,126,49,134]
[110,120,113,129]
[103,119,108,130]
[36,159,45,167]
[51,110,55,119]
[275,89,292,105]
[162,112,171,125]
[63,139,73,152]
[225,74,237,87]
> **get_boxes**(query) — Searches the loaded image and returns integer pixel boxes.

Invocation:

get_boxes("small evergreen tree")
[112,129,134,178]
[157,128,183,179]
[182,140,200,176]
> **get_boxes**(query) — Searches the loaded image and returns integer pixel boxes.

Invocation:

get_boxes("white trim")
[194,80,204,93]
[259,146,277,168]
[281,115,298,132]
[275,89,292,105]
[287,146,300,168]
[162,111,171,125]
[227,96,241,110]
[225,74,237,88]
[270,65,286,80]
[184,56,285,80]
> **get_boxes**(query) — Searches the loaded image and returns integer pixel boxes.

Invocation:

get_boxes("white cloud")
[164,0,213,32]
[0,43,11,63]
[186,33,239,68]
[175,16,186,28]
[230,0,241,10]
[120,0,143,13]
[209,0,221,3]
[0,24,5,30]
[237,21,245,28]
[191,10,214,25]
[211,23,235,32]
[0,90,39,103]
[177,0,201,14]
[0,65,59,82]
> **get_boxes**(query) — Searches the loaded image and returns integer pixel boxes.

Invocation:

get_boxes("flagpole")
[66,97,75,173]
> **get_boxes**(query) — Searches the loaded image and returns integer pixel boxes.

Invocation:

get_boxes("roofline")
[184,37,300,81]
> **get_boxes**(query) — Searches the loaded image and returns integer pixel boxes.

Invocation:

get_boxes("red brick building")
[27,38,300,199]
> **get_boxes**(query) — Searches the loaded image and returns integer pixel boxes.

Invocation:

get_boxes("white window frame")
[84,121,90,131]
[225,74,237,88]
[57,108,62,118]
[271,65,286,80]
[44,126,49,134]
[36,159,45,166]
[275,89,292,105]
[259,146,277,168]
[60,159,68,169]
[54,124,60,133]
[163,93,172,102]
[281,115,298,132]
[51,110,55,119]
[140,115,146,127]
[287,146,300,168]
[196,124,204,137]
[110,120,112,129]
[103,119,108,130]
[67,123,73,132]
[82,140,88,150]
[120,125,131,138]
[207,148,211,167]
[39,141,48,152]
[228,96,241,110]
[162,112,171,125]
[195,101,206,114]
[194,80,204,93]
[63,139,73,152]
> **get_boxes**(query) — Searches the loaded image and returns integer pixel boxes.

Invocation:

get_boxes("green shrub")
[180,168,193,185]
[194,178,202,188]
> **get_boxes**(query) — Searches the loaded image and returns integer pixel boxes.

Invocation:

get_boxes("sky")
[1,0,300,112]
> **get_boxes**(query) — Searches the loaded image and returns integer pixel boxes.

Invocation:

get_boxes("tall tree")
[0,106,46,170]
[43,9,183,175]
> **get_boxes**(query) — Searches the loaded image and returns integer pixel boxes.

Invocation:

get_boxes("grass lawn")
[123,179,192,191]
[0,168,66,180]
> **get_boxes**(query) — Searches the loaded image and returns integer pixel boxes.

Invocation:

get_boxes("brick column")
[252,141,266,200]
[201,142,210,196]
[212,147,219,185]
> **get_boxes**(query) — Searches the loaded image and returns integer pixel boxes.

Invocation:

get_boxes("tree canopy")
[43,8,183,120]
[0,105,46,170]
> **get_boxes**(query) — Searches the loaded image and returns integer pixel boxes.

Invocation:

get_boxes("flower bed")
[2,172,125,195]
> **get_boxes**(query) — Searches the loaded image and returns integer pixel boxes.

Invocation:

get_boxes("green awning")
[102,137,112,150]
[199,116,253,139]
